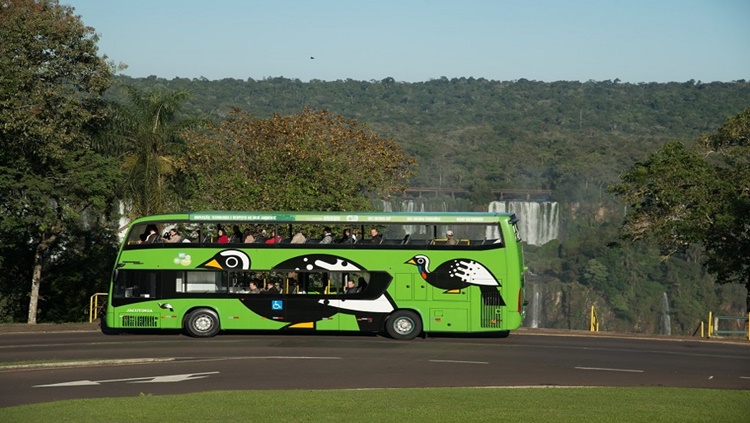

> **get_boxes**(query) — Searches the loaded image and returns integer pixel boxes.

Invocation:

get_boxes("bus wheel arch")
[385,309,422,340]
[184,307,221,338]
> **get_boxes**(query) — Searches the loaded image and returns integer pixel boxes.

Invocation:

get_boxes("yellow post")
[707,311,713,338]
[747,312,749,341]
[589,306,599,332]
[89,293,108,323]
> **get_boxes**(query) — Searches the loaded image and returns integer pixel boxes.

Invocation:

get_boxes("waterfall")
[488,201,559,246]
[661,292,671,335]
[377,198,559,246]
[528,282,541,328]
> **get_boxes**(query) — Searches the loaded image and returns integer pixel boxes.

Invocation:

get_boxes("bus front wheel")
[185,308,220,337]
[385,310,422,340]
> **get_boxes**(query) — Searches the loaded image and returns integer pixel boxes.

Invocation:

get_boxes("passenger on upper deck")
[230,225,243,243]
[216,228,229,243]
[338,228,356,244]
[369,228,383,244]
[265,229,282,244]
[291,230,306,244]
[320,227,334,244]
[144,225,160,243]
[243,228,255,243]
[445,230,458,245]
[164,228,183,243]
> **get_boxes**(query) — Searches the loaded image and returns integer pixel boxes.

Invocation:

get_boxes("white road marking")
[429,359,489,365]
[575,366,644,373]
[33,372,219,388]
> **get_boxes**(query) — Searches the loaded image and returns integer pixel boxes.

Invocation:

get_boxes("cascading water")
[378,198,560,246]
[487,201,559,246]
[661,292,671,335]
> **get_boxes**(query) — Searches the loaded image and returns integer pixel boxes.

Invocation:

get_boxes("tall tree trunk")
[27,233,57,324]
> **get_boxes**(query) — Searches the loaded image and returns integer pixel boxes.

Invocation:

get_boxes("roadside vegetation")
[0,387,747,422]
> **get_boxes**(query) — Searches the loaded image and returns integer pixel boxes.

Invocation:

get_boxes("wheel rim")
[393,316,414,335]
[194,314,213,333]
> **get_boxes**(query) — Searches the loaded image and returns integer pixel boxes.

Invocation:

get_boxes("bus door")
[393,273,427,301]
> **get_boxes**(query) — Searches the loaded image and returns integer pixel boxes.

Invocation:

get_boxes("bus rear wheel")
[385,310,422,340]
[185,308,220,338]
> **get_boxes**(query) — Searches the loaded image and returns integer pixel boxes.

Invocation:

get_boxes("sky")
[66,0,749,84]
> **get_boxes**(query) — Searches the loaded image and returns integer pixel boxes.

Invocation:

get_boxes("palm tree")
[107,86,202,219]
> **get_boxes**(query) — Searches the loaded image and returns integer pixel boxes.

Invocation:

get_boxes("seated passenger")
[369,228,383,244]
[357,277,368,293]
[216,228,229,243]
[291,230,306,244]
[265,229,282,244]
[247,281,260,293]
[144,224,160,243]
[338,228,356,244]
[243,228,255,243]
[320,227,334,244]
[230,225,243,243]
[164,228,183,243]
[345,280,358,294]
[445,230,458,245]
[262,281,280,294]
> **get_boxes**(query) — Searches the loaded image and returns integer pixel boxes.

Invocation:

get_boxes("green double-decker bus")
[105,211,526,340]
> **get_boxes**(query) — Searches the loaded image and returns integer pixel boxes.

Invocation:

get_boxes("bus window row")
[125,222,504,248]
[112,269,385,304]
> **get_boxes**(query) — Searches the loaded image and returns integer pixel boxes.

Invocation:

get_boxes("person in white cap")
[445,230,458,245]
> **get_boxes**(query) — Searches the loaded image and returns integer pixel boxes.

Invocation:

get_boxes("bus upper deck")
[122,210,522,249]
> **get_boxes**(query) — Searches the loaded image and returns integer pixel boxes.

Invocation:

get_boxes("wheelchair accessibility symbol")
[271,300,283,311]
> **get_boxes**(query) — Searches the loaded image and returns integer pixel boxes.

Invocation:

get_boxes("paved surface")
[0,322,100,334]
[1,325,748,408]
[1,321,746,345]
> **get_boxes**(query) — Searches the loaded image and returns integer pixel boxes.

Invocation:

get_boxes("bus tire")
[385,310,422,341]
[184,308,220,338]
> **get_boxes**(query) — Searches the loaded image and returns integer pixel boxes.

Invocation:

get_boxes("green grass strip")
[1,387,747,422]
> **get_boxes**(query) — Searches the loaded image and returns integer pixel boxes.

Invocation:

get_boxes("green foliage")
[102,86,203,218]
[698,108,750,290]
[612,108,750,310]
[610,141,720,252]
[180,108,416,211]
[0,0,119,323]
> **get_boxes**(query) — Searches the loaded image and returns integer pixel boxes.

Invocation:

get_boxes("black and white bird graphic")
[198,249,251,270]
[405,254,505,305]
[273,254,363,273]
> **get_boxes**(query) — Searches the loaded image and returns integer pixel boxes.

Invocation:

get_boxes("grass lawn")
[1,387,747,422]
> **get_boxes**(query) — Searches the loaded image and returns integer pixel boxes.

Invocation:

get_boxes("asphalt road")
[0,327,748,408]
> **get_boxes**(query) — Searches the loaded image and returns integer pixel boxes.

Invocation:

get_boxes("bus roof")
[130,211,515,225]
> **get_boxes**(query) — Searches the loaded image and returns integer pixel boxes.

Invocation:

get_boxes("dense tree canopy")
[0,0,119,323]
[611,108,750,309]
[180,108,416,211]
